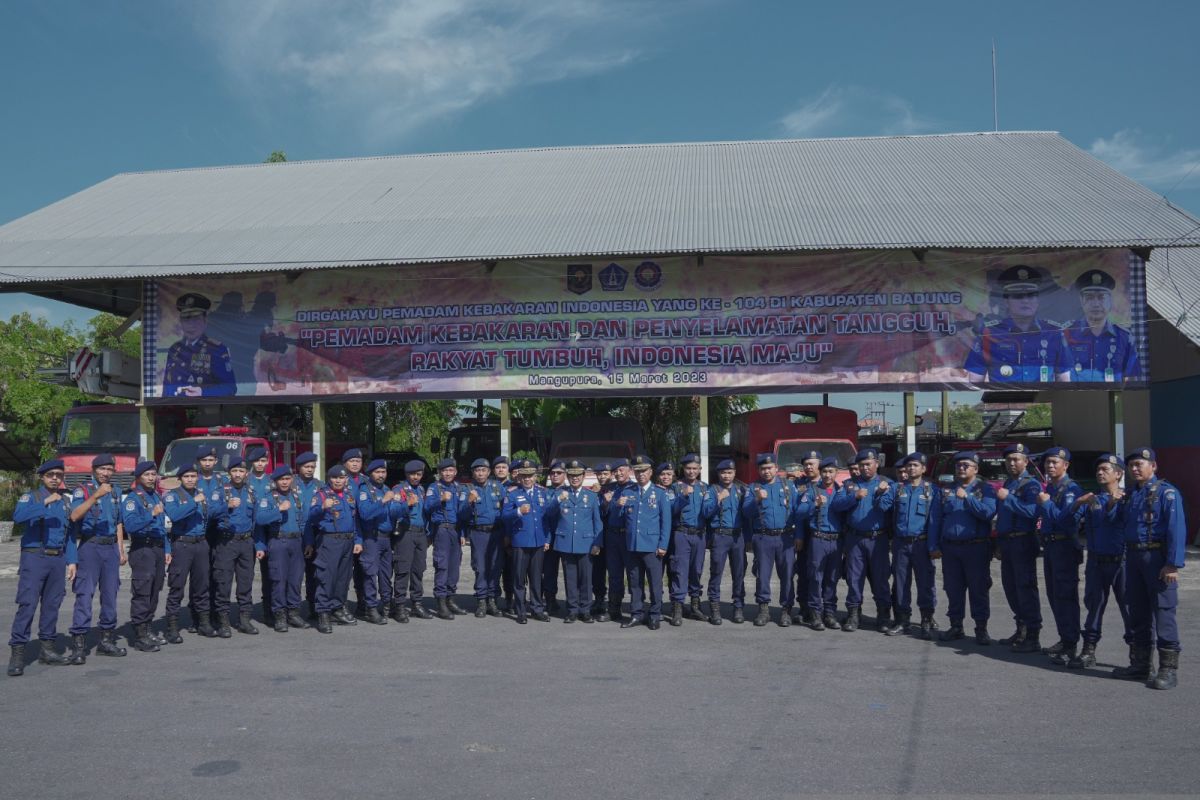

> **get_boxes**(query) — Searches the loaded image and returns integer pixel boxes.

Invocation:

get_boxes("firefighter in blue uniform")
[589,461,613,621]
[161,292,237,398]
[491,456,517,612]
[795,456,846,632]
[993,442,1045,652]
[390,459,432,621]
[1064,269,1141,383]
[931,451,998,644]
[886,453,939,638]
[342,448,366,490]
[838,448,895,632]
[964,265,1071,383]
[1110,448,1186,690]
[307,465,362,633]
[542,459,568,615]
[1071,453,1132,669]
[354,458,394,625]
[195,446,225,631]
[620,455,671,630]
[162,463,216,642]
[121,460,171,654]
[502,459,551,624]
[245,447,273,621]
[292,452,324,619]
[425,458,467,620]
[702,459,749,625]
[789,450,822,624]
[742,453,798,627]
[1037,446,1084,666]
[669,453,709,625]
[547,459,604,623]
[67,453,127,662]
[254,465,310,632]
[7,460,74,676]
[602,458,632,622]
[211,458,259,637]
[464,458,505,618]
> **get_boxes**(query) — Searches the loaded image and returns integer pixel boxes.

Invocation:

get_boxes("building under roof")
[1,131,1198,316]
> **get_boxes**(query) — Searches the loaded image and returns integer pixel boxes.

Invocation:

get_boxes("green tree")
[1018,403,1052,430]
[947,404,984,439]
[86,313,141,359]
[0,313,86,459]
[265,151,287,163]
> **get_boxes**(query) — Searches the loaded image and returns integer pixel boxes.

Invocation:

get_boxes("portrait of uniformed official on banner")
[161,292,237,398]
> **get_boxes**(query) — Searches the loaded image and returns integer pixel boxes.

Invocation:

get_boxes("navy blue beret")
[246,447,267,462]
[404,459,426,473]
[133,459,157,478]
[92,453,115,469]
[819,456,839,468]
[227,457,246,470]
[366,459,387,473]
[177,463,198,476]
[471,458,490,469]
[491,456,509,467]
[294,452,317,466]
[342,448,363,462]
[954,451,980,465]
[1128,447,1156,463]
[270,465,292,480]
[327,465,347,478]
[680,453,700,466]
[854,448,879,463]
[901,452,927,467]
[756,453,776,466]
[593,462,612,473]
[1096,453,1125,469]
[1003,443,1029,456]
[549,460,565,471]
[196,446,217,459]
[656,462,674,473]
[1044,446,1071,462]
[435,458,456,470]
[716,459,735,471]
[37,458,65,475]
[612,457,630,468]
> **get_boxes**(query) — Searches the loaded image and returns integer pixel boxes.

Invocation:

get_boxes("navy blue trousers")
[267,537,304,613]
[751,533,795,605]
[1042,538,1082,644]
[626,550,663,620]
[469,527,503,599]
[805,536,841,613]
[843,532,891,611]
[668,529,705,602]
[512,546,545,616]
[70,538,121,634]
[891,536,936,614]
[998,534,1042,632]
[793,531,809,609]
[355,533,391,609]
[604,527,627,605]
[432,524,462,598]
[128,541,165,626]
[560,552,592,615]
[213,537,255,617]
[391,526,427,602]
[313,535,353,613]
[542,549,561,604]
[1126,548,1180,651]
[164,538,210,619]
[707,532,746,607]
[1083,554,1131,645]
[9,550,65,646]
[941,539,991,624]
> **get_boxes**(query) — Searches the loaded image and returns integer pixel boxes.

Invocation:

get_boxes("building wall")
[1146,312,1200,542]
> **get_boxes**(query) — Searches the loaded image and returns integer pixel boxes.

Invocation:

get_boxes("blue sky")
[1,1,1197,417]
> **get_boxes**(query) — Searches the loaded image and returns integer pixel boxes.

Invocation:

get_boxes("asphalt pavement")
[0,541,1196,800]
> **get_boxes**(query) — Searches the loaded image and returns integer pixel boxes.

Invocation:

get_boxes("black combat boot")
[1070,641,1097,669]
[185,605,199,634]
[669,601,683,627]
[709,601,723,626]
[410,600,433,620]
[365,605,388,625]
[1013,629,1042,654]
[609,601,625,622]
[487,598,502,617]
[391,602,409,623]
[1049,641,1077,666]
[793,603,807,624]
[516,608,528,624]
[97,630,128,656]
[822,611,840,631]
[593,602,609,623]
[196,614,217,638]
[286,609,309,629]
[133,624,160,653]
[236,615,259,635]
[37,638,68,664]
[689,596,708,622]
[918,608,937,640]
[166,614,184,644]
[332,607,357,626]
[841,606,860,633]
[647,617,661,630]
[547,598,561,616]
[620,613,642,629]
[1042,639,1065,656]
[67,634,87,665]
[447,597,467,615]
[999,623,1026,646]
[436,598,454,620]
[274,611,289,633]
[316,612,333,634]
[754,603,770,627]
[974,625,992,646]
[579,611,594,623]
[806,609,825,631]
[1151,650,1179,690]
[940,620,965,641]
[217,612,233,638]
[532,609,551,622]
[732,606,745,624]
[563,612,577,624]
[7,644,25,676]
[779,606,792,628]
[474,601,488,618]
[875,606,892,632]
[885,613,910,637]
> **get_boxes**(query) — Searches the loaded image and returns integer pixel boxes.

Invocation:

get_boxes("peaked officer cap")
[1074,269,1115,293]
[1096,453,1125,469]
[175,292,211,316]
[998,264,1043,294]
[630,455,653,471]
[1128,447,1156,463]
[565,459,587,475]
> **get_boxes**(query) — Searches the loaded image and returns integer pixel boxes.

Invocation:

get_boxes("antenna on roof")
[991,39,999,132]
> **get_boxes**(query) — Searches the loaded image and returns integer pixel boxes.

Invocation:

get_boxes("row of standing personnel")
[6,442,1186,690]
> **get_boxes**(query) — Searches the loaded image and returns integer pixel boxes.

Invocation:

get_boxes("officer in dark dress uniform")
[8,460,74,676]
[994,443,1044,652]
[211,458,259,637]
[491,456,517,611]
[502,459,551,624]
[255,465,311,632]
[67,453,127,662]
[547,459,603,623]
[463,458,505,617]
[542,459,568,615]
[602,458,633,621]
[932,452,998,644]
[161,292,237,398]
[390,459,431,621]
[121,460,170,653]
[702,459,749,625]
[1064,269,1141,383]
[1037,446,1084,666]
[620,455,671,630]
[589,461,613,621]
[965,265,1071,383]
[307,465,362,633]
[1072,454,1132,669]
[425,458,467,620]
[162,463,216,641]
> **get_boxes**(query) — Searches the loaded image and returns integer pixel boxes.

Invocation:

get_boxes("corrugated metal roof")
[1147,248,1200,347]
[1,131,1198,285]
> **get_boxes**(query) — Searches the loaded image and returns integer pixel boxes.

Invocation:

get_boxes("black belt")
[811,531,840,542]
[323,532,354,540]
[1131,542,1163,551]
[944,537,990,545]
[22,546,63,556]
[131,538,165,548]
[173,535,206,543]
[272,533,302,540]
[222,533,254,542]
[1093,553,1124,564]
[756,528,786,536]
[1043,534,1073,543]
[850,529,889,539]
[469,524,495,532]
[998,530,1033,539]
[897,534,928,542]
[82,536,117,545]
[675,526,703,535]
[712,527,736,536]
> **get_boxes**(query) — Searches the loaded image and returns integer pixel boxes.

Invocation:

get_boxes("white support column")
[698,396,710,477]
[904,392,917,456]
[500,398,512,458]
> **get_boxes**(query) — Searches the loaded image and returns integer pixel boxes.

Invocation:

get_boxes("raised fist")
[717,488,730,502]
[755,488,768,501]
[323,497,336,510]
[468,489,480,503]
[279,500,292,512]
[996,487,1010,501]
[228,497,241,509]
[96,483,113,497]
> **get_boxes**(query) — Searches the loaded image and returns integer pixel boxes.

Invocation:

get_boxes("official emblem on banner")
[599,262,628,292]
[566,264,592,295]
[634,260,663,291]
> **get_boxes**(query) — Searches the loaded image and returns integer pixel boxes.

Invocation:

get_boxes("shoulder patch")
[126,501,136,511]
[259,499,270,508]
[19,493,30,503]
[165,494,176,503]
[425,487,435,496]
[359,492,368,502]
[73,489,84,499]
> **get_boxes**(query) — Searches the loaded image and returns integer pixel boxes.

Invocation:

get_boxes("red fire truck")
[730,405,859,485]
[54,404,187,491]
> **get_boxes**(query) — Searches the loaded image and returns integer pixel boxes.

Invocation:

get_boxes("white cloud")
[197,0,660,144]
[780,85,938,138]
[1089,129,1200,191]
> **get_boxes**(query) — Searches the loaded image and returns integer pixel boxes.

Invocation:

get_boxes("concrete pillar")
[1109,391,1124,458]
[312,402,326,476]
[139,404,154,461]
[698,396,710,476]
[500,398,512,458]
[903,392,917,455]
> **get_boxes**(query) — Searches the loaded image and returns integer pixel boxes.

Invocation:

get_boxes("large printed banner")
[144,249,1147,401]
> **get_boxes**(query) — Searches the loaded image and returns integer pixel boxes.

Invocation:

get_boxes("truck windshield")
[161,438,244,475]
[551,442,633,461]
[777,441,858,467]
[59,412,139,450]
